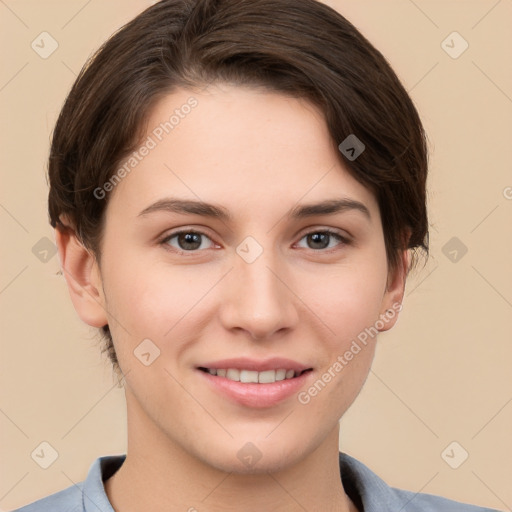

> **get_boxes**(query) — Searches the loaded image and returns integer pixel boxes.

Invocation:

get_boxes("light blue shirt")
[12,452,500,511]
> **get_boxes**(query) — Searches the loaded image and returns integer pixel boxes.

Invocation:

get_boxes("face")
[63,83,405,474]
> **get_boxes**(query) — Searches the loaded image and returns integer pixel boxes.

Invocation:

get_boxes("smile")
[198,367,312,383]
[197,367,314,408]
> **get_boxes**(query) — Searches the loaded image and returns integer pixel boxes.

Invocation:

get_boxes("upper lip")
[197,357,312,373]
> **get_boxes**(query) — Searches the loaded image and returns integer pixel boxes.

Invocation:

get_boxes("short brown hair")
[48,0,429,379]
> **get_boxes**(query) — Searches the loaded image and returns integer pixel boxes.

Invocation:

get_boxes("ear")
[54,215,108,328]
[378,248,410,333]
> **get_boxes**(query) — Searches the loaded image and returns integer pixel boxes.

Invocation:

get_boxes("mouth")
[195,358,315,408]
[197,367,313,383]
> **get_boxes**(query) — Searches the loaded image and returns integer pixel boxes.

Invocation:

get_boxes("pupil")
[309,233,328,249]
[179,232,201,250]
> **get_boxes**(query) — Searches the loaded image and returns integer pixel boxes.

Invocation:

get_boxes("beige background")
[1,0,511,510]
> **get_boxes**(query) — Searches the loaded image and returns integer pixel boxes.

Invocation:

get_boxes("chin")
[197,439,309,475]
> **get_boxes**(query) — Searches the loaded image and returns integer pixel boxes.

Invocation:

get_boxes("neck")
[105,393,358,512]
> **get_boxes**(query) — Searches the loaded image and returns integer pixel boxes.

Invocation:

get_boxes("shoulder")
[10,483,83,512]
[11,454,125,512]
[339,452,500,512]
[389,486,499,512]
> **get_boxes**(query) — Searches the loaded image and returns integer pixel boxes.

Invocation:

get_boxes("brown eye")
[161,230,214,252]
[296,230,348,251]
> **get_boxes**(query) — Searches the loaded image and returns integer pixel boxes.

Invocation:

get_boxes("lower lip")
[197,369,313,408]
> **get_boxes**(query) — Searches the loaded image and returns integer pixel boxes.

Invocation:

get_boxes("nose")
[219,247,299,340]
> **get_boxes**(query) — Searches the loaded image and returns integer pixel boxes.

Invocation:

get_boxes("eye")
[159,228,350,255]
[160,230,215,253]
[295,230,349,251]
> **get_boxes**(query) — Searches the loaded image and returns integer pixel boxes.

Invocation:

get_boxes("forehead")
[106,83,378,222]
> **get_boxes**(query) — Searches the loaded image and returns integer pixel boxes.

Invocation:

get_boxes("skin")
[56,83,408,512]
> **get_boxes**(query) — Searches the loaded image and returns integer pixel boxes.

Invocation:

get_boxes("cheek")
[296,286,382,418]
[308,262,387,342]
[108,267,199,340]
[102,231,388,360]
[101,253,216,356]
[299,262,386,404]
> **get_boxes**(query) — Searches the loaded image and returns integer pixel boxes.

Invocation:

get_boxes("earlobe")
[54,219,108,328]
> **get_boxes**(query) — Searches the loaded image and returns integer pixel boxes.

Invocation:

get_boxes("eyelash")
[159,228,351,255]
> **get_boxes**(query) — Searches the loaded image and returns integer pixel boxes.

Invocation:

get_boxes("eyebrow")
[137,197,371,222]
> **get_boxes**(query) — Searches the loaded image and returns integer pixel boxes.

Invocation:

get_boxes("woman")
[14,0,500,510]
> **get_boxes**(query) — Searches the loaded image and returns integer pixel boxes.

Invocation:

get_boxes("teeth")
[240,370,259,383]
[204,368,301,383]
[275,369,286,381]
[258,370,276,383]
[226,368,240,381]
